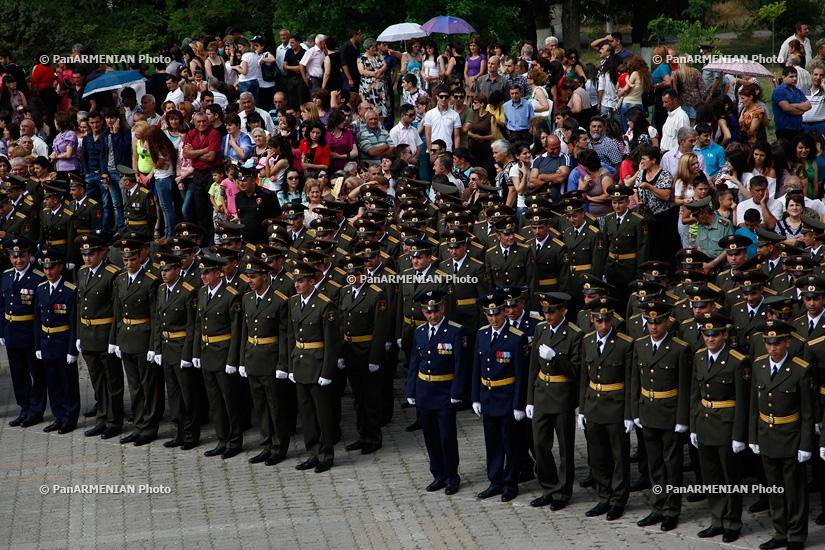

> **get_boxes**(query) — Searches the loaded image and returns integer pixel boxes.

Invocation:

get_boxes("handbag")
[642,90,655,108]
[261,59,277,82]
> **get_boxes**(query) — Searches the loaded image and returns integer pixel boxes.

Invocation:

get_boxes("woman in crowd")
[507,142,533,218]
[303,178,325,227]
[577,149,613,217]
[527,69,552,117]
[738,84,765,146]
[438,44,457,84]
[400,38,423,89]
[163,109,184,148]
[278,113,300,149]
[262,134,293,192]
[326,109,358,173]
[463,167,490,216]
[142,124,178,240]
[791,133,819,199]
[583,63,599,110]
[775,193,806,245]
[50,112,80,180]
[312,88,332,125]
[1,75,27,125]
[223,39,240,88]
[421,41,440,92]
[300,102,321,125]
[718,148,752,201]
[299,120,330,176]
[564,48,585,79]
[233,37,261,103]
[486,90,507,141]
[547,61,566,112]
[710,96,733,146]
[671,64,705,123]
[277,168,304,204]
[204,41,225,82]
[679,175,711,246]
[358,38,388,120]
[250,128,269,160]
[564,77,594,129]
[466,93,496,168]
[464,37,487,96]
[624,107,659,150]
[322,36,343,93]
[743,140,777,198]
[617,55,652,131]
[633,145,680,261]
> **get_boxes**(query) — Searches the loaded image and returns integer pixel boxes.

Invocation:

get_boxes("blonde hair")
[132,120,150,140]
[300,102,320,121]
[551,48,565,63]
[675,153,699,188]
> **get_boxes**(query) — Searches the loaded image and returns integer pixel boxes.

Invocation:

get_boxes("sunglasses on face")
[438,95,450,99]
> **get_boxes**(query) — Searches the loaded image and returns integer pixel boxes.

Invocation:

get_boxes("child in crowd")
[715,187,736,226]
[221,163,240,219]
[209,165,229,242]
[734,208,760,258]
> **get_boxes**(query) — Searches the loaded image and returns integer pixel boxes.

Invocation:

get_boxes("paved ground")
[1,356,824,550]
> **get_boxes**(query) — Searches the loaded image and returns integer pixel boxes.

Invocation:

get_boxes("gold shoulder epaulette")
[62,208,73,216]
[588,225,599,233]
[182,282,194,292]
[387,235,399,244]
[729,349,746,360]
[681,318,692,325]
[470,257,484,265]
[286,271,294,280]
[226,286,238,295]
[552,238,565,247]
[486,245,497,253]
[809,335,825,346]
[105,265,119,274]
[33,269,44,277]
[369,284,382,293]
[334,267,346,275]
[339,233,352,241]
[38,280,48,287]
[568,322,582,332]
[144,272,157,280]
[448,320,462,328]
[273,290,288,301]
[63,282,76,290]
[318,293,331,303]
[2,268,12,274]
[509,326,524,336]
[631,211,644,220]
[672,337,687,346]
[793,333,805,342]
[23,195,34,204]
[792,357,809,368]
[385,267,397,275]
[14,211,26,219]
[435,269,448,277]
[238,274,248,283]
[88,198,98,205]
[530,312,542,320]
[695,346,708,354]
[480,324,491,330]
[756,354,769,361]
[636,335,648,341]
[764,288,777,296]
[617,332,633,343]
[327,280,341,288]
[139,187,150,194]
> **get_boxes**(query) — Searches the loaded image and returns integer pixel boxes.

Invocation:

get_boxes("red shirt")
[298,139,330,170]
[184,127,222,170]
[31,64,55,93]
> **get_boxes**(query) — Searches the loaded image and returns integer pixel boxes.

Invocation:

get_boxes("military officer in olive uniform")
[527,292,583,510]
[0,193,34,243]
[238,256,291,466]
[118,165,156,236]
[750,320,814,550]
[631,301,692,532]
[524,209,571,307]
[715,235,753,294]
[67,175,102,236]
[4,174,39,242]
[484,217,535,291]
[167,237,202,290]
[729,271,771,355]
[338,255,390,455]
[151,252,201,450]
[561,199,606,317]
[603,185,649,310]
[287,261,340,473]
[39,184,74,263]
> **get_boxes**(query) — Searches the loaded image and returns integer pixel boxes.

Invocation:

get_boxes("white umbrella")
[701,59,773,78]
[377,22,427,42]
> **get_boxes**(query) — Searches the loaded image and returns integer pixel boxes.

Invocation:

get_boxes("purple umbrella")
[421,16,475,36]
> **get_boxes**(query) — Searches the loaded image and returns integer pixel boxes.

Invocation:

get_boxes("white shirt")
[389,122,423,157]
[300,288,316,310]
[49,276,63,294]
[650,335,666,351]
[165,86,184,107]
[660,107,690,151]
[428,317,445,339]
[596,329,612,350]
[778,34,812,65]
[239,107,276,135]
[707,344,724,365]
[661,148,707,178]
[299,45,325,79]
[804,85,825,123]
[807,310,824,330]
[239,51,261,83]
[275,43,290,75]
[207,280,223,301]
[423,107,462,152]
[747,298,763,319]
[770,352,789,376]
[452,253,467,273]
[735,197,785,226]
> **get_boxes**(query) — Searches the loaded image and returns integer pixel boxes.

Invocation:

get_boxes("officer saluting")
[406,289,466,496]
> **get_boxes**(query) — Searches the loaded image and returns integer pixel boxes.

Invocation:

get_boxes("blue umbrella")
[82,70,147,98]
[420,16,475,36]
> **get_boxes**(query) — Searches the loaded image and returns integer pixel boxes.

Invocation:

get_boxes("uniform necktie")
[50,284,55,295]
[512,320,519,329]
[454,262,460,273]
[352,288,357,301]
[74,200,79,211]
[165,287,171,302]
[14,272,20,284]
[503,248,509,260]
[748,310,755,321]
[128,276,133,289]
[769,261,775,273]
[85,269,92,286]
[707,355,714,371]
[652,343,658,355]
[810,320,815,335]
[597,339,603,354]
[491,330,498,345]
[256,295,261,307]
[617,216,623,229]
[207,292,213,304]
[430,325,436,341]
[536,242,542,254]
[771,364,778,380]
[300,299,305,311]
[414,271,422,291]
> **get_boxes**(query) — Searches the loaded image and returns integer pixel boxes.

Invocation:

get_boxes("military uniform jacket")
[225,273,251,295]
[1,210,34,241]
[473,220,498,250]
[269,267,295,297]
[406,318,466,409]
[193,282,242,371]
[366,263,397,322]
[761,257,785,289]
[527,319,583,413]
[0,264,44,346]
[437,237,485,265]
[239,286,289,375]
[180,265,203,290]
[339,283,390,367]
[577,309,626,334]
[802,336,825,424]
[484,242,535,290]
[792,311,825,340]
[396,265,452,339]
[562,220,606,286]
[123,185,157,235]
[527,234,572,295]
[11,194,39,242]
[603,210,649,282]
[472,324,529,415]
[111,269,159,353]
[690,345,751,445]
[152,280,197,363]
[630,333,692,429]
[290,227,314,254]
[39,204,74,257]
[749,353,814,458]
[315,275,341,304]
[70,197,102,235]
[580,328,634,423]
[286,291,340,383]
[750,330,805,363]
[625,313,679,339]
[34,278,78,359]
[76,262,120,352]
[441,255,490,334]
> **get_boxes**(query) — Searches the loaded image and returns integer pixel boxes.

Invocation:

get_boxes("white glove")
[337,358,346,369]
[385,341,392,351]
[817,423,822,435]
[407,397,416,405]
[472,402,482,417]
[577,414,586,430]
[396,338,403,348]
[538,344,556,361]
[674,424,688,433]
[226,365,238,375]
[67,354,77,364]
[749,443,760,455]
[634,418,642,429]
[153,354,162,365]
[180,360,193,368]
[624,420,634,433]
[192,358,201,369]
[690,433,698,448]
[820,447,825,461]
[288,372,295,383]
[369,363,379,372]
[147,351,156,362]
[514,410,525,421]
[318,377,332,386]
[276,370,288,379]
[450,398,460,404]
[732,440,746,453]
[114,346,121,358]
[35,350,42,359]
[75,339,81,352]
[239,366,248,378]
[798,450,812,463]
[108,344,118,355]
[526,404,534,419]
[0,338,5,346]
[67,263,75,270]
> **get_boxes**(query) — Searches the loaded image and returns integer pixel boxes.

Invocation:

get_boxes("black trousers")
[7,346,46,419]
[191,169,215,246]
[162,357,202,444]
[762,454,808,544]
[698,443,743,531]
[345,363,382,445]
[643,426,683,517]
[420,406,460,486]
[202,369,243,449]
[295,382,334,462]
[248,373,290,455]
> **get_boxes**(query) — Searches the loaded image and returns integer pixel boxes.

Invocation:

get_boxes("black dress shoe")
[163,439,183,448]
[85,425,107,437]
[83,404,98,418]
[550,499,567,511]
[477,485,503,499]
[697,526,724,538]
[426,480,446,492]
[58,425,76,435]
[400,401,415,409]
[530,495,554,507]
[585,503,610,517]
[606,506,624,521]
[629,452,640,463]
[100,427,122,440]
[43,421,63,433]
[180,441,199,451]
[661,516,678,531]
[517,470,535,483]
[345,440,365,451]
[248,450,271,464]
[203,445,226,457]
[629,479,652,492]
[405,419,422,432]
[361,443,382,455]
[221,447,242,460]
[749,497,770,513]
[816,512,825,525]
[134,435,154,447]
[264,454,286,466]
[501,489,518,502]
[637,513,664,527]
[579,474,595,488]
[722,529,740,543]
[295,457,319,470]
[445,484,459,495]
[314,461,333,473]
[9,414,26,427]
[120,433,140,445]
[686,492,706,503]
[758,539,788,550]
[20,416,42,428]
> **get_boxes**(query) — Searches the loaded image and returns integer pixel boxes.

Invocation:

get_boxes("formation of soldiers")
[5,172,825,549]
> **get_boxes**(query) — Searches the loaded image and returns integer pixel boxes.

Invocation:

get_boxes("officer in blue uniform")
[33,249,79,433]
[1,237,47,427]
[406,289,466,496]
[472,292,529,503]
